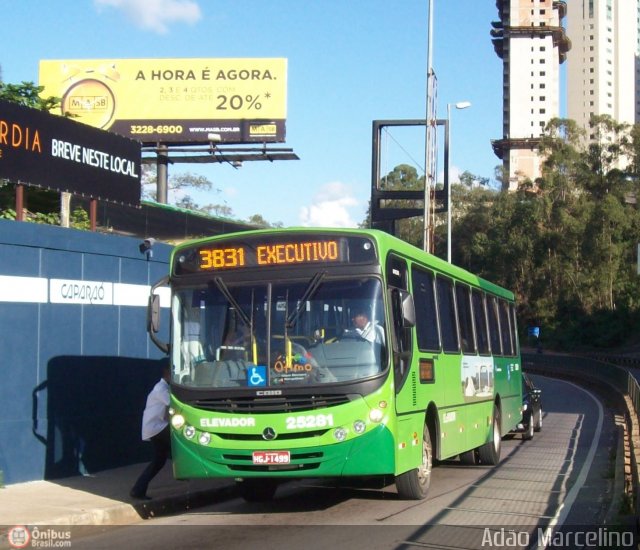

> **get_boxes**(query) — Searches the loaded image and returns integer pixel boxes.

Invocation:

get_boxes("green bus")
[147,228,522,501]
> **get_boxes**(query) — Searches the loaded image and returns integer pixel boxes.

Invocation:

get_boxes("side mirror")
[148,276,169,354]
[392,288,415,328]
[148,294,161,333]
[401,290,416,328]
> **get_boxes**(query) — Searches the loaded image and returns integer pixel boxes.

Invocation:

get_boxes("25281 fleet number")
[285,414,334,430]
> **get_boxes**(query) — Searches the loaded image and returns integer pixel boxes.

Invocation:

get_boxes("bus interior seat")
[193,361,216,386]
[310,340,379,381]
[210,360,247,387]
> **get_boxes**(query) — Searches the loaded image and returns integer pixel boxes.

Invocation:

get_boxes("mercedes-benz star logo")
[262,427,277,441]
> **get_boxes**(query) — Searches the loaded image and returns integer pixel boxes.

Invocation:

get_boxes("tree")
[372,163,425,247]
[142,165,236,218]
[0,81,59,111]
[246,214,283,228]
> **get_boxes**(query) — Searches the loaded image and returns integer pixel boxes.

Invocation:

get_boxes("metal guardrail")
[522,352,640,521]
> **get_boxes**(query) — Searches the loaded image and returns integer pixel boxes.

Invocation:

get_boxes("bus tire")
[236,478,279,502]
[395,424,433,500]
[523,417,534,441]
[534,408,542,432]
[477,405,501,465]
[459,449,478,465]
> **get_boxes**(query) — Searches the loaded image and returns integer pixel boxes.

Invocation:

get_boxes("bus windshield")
[171,276,387,388]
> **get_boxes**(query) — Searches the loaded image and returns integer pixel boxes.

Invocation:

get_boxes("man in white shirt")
[352,310,385,345]
[130,363,171,500]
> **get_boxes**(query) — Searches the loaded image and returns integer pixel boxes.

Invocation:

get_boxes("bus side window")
[411,266,440,351]
[498,299,514,356]
[487,295,502,356]
[472,289,490,355]
[455,283,475,354]
[509,303,520,354]
[436,276,459,353]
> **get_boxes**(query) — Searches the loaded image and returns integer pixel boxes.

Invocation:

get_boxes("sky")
[1,0,506,228]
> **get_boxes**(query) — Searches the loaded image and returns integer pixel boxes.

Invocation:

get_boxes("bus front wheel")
[395,424,433,500]
[477,405,501,465]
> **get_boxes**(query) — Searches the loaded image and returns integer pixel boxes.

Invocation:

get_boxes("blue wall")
[0,220,173,484]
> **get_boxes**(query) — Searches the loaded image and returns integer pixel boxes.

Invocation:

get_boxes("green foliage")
[70,207,91,230]
[30,211,60,225]
[0,81,60,111]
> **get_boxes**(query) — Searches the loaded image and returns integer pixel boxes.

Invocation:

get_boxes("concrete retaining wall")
[0,220,172,484]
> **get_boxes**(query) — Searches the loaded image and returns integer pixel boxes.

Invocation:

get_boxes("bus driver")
[352,309,385,345]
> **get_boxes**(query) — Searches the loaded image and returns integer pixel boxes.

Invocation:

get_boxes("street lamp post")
[446,101,471,263]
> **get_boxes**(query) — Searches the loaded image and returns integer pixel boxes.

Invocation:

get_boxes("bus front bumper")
[171,424,395,480]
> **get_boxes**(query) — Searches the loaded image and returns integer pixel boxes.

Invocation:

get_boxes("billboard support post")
[15,184,24,221]
[90,199,97,232]
[157,144,168,204]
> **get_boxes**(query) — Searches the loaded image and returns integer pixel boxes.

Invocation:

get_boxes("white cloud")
[438,165,462,184]
[299,181,360,228]
[223,186,239,199]
[449,165,462,184]
[95,0,202,34]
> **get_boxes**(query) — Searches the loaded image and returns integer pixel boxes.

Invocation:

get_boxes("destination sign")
[173,234,377,275]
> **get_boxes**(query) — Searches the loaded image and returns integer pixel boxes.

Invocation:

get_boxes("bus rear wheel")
[395,424,433,500]
[236,478,279,502]
[534,408,543,432]
[477,405,501,465]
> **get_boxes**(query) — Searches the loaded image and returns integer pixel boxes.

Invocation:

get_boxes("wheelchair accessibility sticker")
[248,366,267,387]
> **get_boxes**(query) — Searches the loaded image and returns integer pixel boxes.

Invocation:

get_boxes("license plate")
[252,450,290,465]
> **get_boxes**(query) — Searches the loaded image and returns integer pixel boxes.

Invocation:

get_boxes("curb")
[132,483,238,520]
[28,482,238,527]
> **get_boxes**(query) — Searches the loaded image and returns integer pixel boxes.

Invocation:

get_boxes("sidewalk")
[0,463,237,529]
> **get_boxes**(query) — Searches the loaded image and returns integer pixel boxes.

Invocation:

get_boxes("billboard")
[39,58,288,145]
[0,100,141,207]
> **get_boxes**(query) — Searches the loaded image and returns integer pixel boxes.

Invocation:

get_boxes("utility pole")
[423,0,436,252]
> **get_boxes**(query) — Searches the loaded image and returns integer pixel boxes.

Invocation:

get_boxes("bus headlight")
[369,409,384,423]
[333,428,347,442]
[199,432,211,445]
[171,414,185,429]
[353,420,366,434]
[184,425,196,439]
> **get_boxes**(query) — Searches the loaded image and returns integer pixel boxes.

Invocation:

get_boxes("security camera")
[207,133,222,143]
[139,238,156,259]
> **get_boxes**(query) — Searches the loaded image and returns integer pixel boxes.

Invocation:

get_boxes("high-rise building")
[491,1,571,191]
[566,0,638,135]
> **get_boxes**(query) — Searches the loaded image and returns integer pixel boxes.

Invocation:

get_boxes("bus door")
[386,255,414,406]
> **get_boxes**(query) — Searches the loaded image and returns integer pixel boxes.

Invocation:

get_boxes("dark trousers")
[131,426,171,496]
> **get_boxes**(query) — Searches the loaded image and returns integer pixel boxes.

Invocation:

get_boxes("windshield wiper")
[285,271,326,329]
[213,277,252,328]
